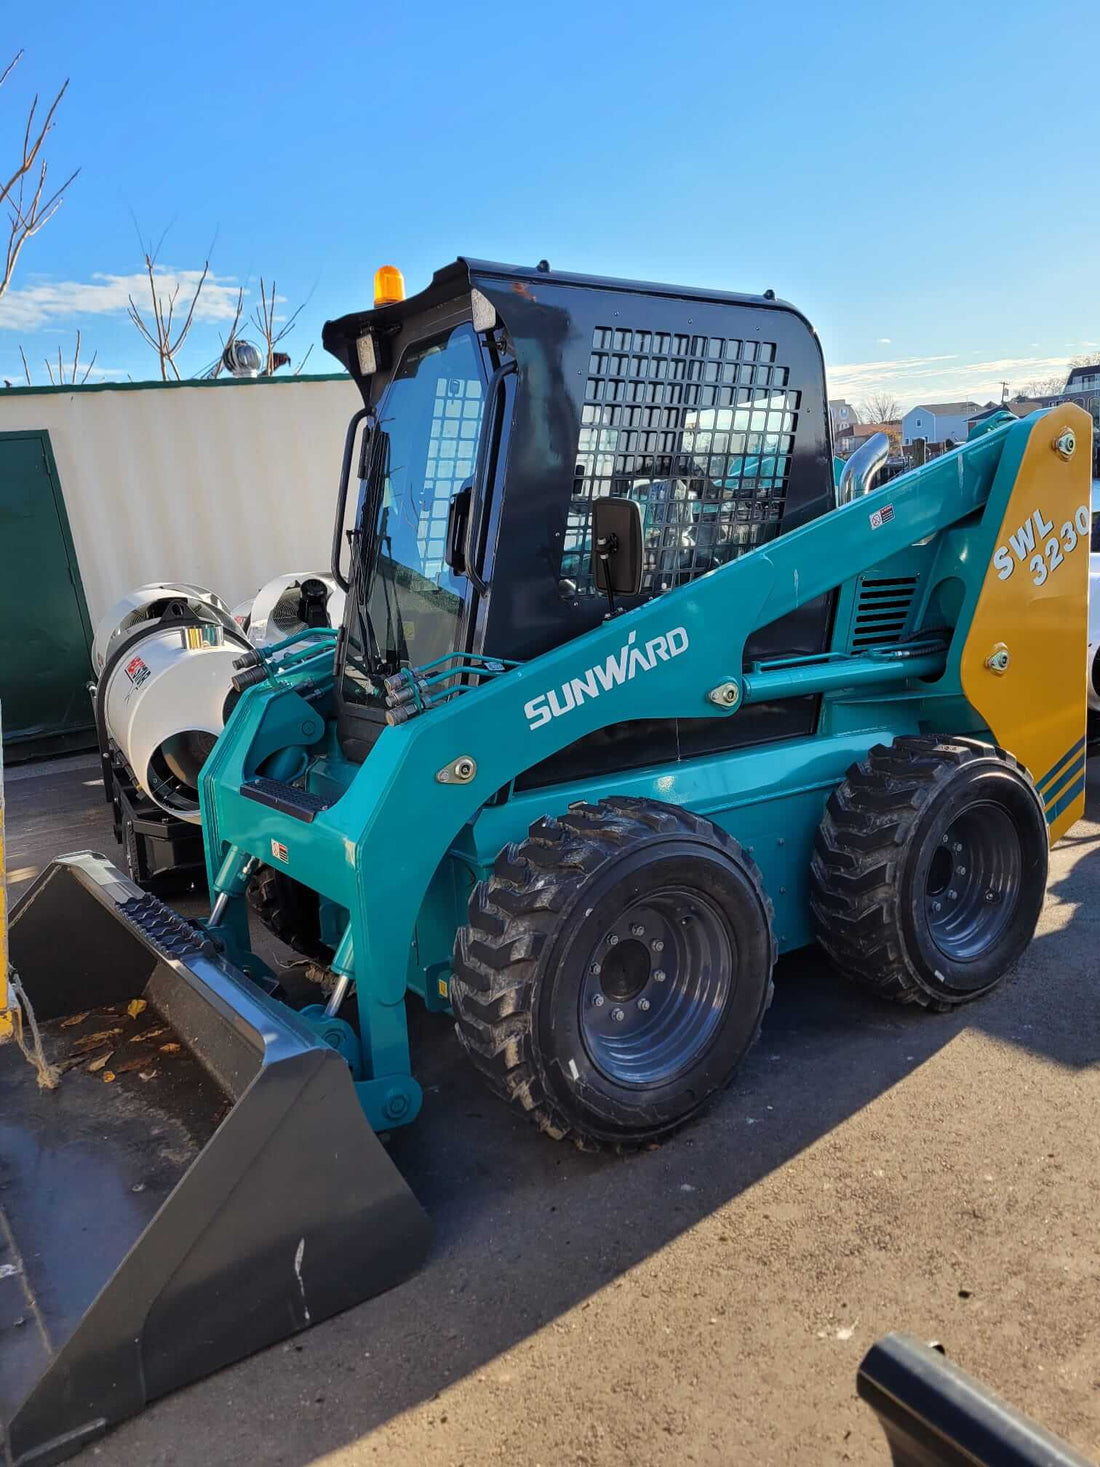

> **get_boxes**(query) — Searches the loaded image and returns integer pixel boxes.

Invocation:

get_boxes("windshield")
[342,323,486,706]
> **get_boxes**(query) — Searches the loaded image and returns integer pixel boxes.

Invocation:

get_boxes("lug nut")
[638,997,651,1012]
[954,843,963,854]
[957,866,966,875]
[607,934,619,946]
[653,968,667,982]
[590,962,601,976]
[948,889,958,900]
[611,1007,625,1022]
[932,901,942,913]
[985,890,997,903]
[651,939,665,953]
[631,924,646,937]
[593,993,605,1008]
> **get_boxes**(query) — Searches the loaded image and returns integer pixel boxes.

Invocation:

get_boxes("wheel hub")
[924,801,1022,963]
[579,886,732,1087]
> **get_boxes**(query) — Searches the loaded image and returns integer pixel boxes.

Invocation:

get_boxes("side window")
[559,326,800,598]
[421,375,483,577]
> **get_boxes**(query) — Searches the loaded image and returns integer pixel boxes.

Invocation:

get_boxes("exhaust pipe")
[837,431,891,505]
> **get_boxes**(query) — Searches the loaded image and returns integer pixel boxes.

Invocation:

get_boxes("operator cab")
[322,259,836,774]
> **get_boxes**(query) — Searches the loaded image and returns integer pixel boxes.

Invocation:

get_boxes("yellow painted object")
[960,403,1093,842]
[0,715,14,1040]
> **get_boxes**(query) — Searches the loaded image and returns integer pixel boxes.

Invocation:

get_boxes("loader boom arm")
[200,405,1091,1096]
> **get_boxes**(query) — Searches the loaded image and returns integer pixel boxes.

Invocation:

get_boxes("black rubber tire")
[247,865,330,959]
[451,796,776,1148]
[810,736,1048,1010]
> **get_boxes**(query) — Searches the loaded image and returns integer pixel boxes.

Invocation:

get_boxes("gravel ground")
[5,755,1099,1466]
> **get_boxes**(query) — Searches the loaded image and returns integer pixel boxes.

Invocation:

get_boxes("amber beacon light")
[374,264,405,306]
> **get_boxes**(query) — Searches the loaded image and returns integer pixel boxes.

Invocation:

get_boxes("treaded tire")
[810,736,1048,1010]
[451,797,776,1148]
[247,865,330,959]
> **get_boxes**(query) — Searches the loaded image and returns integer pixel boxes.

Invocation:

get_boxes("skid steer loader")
[1,258,1091,1465]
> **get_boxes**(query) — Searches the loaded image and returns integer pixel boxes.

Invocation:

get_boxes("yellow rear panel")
[960,404,1092,842]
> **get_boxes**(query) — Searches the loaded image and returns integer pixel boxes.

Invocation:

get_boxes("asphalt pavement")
[4,754,1099,1466]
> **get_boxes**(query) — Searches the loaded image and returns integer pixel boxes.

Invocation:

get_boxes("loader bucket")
[0,852,430,1467]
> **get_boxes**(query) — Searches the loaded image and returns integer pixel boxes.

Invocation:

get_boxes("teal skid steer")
[0,259,1091,1465]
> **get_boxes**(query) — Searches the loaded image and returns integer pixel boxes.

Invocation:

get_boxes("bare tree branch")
[859,393,901,424]
[293,343,314,375]
[0,54,79,301]
[250,276,307,372]
[126,246,210,380]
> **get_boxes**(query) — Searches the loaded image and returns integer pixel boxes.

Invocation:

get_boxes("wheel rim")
[925,801,1022,965]
[578,885,733,1087]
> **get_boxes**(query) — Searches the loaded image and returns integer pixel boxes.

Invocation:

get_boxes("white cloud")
[0,267,244,331]
[875,337,892,344]
[827,351,1070,411]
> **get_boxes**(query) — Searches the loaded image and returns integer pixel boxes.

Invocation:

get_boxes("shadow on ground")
[6,754,1099,1465]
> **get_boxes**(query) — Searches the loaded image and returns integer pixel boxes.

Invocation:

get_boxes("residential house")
[967,398,1048,432]
[835,419,902,456]
[1061,365,1100,434]
[901,401,983,450]
[828,399,857,439]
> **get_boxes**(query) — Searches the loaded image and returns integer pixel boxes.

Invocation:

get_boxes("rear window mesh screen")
[560,325,800,598]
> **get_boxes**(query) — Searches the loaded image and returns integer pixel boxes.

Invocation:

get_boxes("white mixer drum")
[100,623,243,823]
[247,573,345,648]
[92,583,236,674]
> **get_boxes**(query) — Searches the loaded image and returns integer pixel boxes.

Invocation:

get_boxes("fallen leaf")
[60,1012,90,1028]
[139,1070,157,1082]
[87,1053,113,1073]
[72,1028,123,1054]
[129,1026,167,1043]
[160,1042,181,1054]
[114,1053,155,1074]
[126,999,148,1019]
[102,1071,116,1083]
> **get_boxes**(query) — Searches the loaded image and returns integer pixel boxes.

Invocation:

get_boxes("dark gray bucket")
[0,853,429,1467]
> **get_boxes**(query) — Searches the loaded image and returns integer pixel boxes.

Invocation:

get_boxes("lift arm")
[201,406,1091,1026]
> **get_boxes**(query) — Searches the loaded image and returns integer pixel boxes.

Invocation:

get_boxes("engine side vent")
[851,576,918,649]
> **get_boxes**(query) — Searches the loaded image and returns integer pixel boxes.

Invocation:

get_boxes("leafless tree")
[127,247,211,381]
[0,52,78,304]
[13,331,96,386]
[860,392,901,424]
[198,276,313,377]
[251,276,311,374]
[1020,375,1066,399]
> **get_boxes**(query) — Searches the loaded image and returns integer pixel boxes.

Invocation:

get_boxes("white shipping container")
[0,373,362,625]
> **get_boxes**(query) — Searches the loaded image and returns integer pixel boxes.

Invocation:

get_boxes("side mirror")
[591,497,643,600]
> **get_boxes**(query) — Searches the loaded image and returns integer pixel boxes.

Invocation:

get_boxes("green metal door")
[0,432,94,759]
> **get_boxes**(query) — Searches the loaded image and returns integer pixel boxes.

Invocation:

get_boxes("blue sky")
[3,0,1098,409]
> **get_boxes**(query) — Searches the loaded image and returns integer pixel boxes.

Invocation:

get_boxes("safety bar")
[331,407,369,592]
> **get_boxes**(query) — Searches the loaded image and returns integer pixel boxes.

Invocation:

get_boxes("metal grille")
[559,325,800,597]
[420,374,483,578]
[851,576,918,648]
